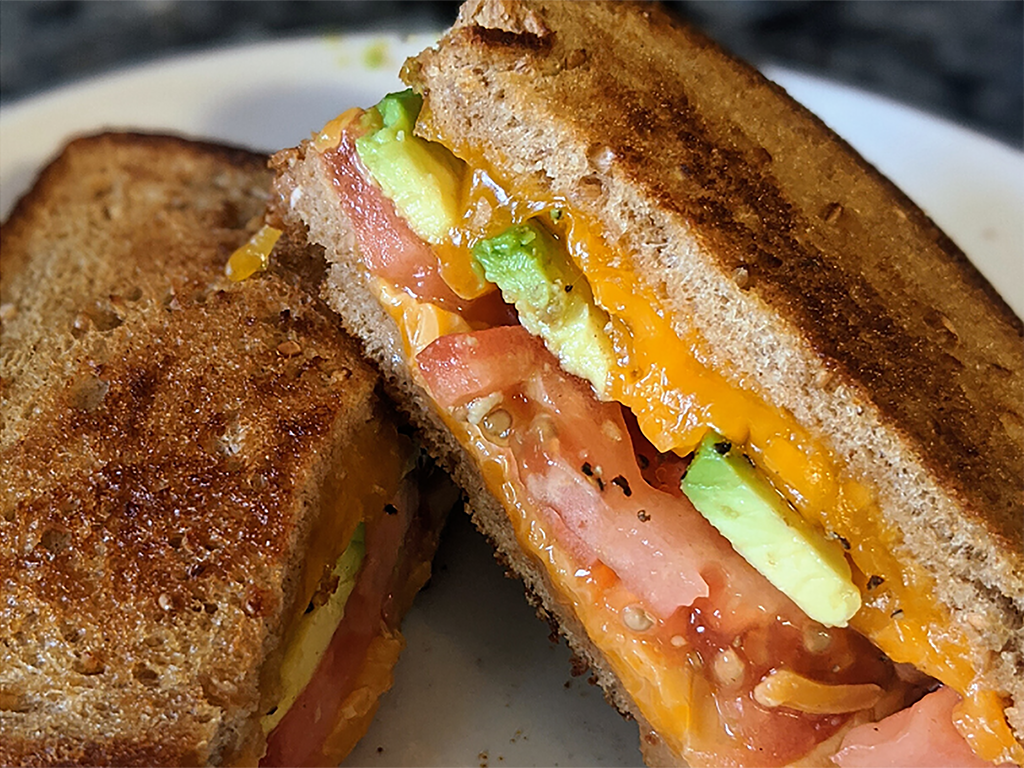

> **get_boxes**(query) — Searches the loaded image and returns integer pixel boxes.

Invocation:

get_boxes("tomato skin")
[414,327,550,407]
[834,687,1002,768]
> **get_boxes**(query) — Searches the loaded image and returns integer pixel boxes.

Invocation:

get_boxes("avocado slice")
[681,433,861,627]
[473,221,615,396]
[262,524,366,732]
[354,90,464,244]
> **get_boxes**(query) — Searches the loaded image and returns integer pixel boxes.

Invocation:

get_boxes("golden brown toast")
[0,134,422,765]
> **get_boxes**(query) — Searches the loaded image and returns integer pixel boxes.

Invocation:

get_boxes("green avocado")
[473,221,615,396]
[261,524,366,733]
[681,433,861,627]
[354,89,464,244]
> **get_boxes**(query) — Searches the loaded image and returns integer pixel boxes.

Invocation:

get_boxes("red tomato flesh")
[834,687,1003,768]
[416,325,924,766]
[320,126,467,311]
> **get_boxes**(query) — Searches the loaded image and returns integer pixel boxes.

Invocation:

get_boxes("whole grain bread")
[404,0,1024,742]
[273,0,1024,758]
[0,133,390,765]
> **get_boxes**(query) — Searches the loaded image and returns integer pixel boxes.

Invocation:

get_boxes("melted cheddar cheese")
[547,211,1021,763]
[327,108,1018,761]
[374,281,696,755]
[559,216,979,681]
[266,415,411,724]
[371,221,1021,763]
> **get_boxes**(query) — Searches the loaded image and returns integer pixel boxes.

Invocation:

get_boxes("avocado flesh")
[354,90,464,245]
[681,434,861,628]
[473,221,615,396]
[262,524,366,733]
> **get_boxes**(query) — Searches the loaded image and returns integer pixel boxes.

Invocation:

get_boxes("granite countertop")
[2,1,1022,148]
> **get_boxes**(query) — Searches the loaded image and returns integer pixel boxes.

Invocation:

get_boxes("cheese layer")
[375,274,1018,763]
[317,110,1016,760]
[436,163,1017,758]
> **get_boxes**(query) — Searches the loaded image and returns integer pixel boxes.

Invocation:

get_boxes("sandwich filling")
[240,409,448,767]
[292,92,1019,765]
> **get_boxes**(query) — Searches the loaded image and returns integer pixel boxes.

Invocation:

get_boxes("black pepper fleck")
[713,441,732,455]
[866,575,885,590]
[611,475,632,496]
[637,509,651,522]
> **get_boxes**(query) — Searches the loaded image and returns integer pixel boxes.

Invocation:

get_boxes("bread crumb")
[732,266,750,289]
[277,340,302,356]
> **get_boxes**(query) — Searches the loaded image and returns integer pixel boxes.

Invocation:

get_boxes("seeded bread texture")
[405,0,1024,740]
[0,134,387,765]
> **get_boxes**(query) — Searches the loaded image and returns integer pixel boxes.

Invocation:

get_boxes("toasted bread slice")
[405,0,1023,744]
[0,133,440,765]
[271,0,1022,763]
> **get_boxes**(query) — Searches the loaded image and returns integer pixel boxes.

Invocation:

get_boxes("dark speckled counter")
[1,1,1021,147]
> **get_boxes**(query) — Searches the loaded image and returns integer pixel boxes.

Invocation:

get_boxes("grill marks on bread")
[609,79,1021,542]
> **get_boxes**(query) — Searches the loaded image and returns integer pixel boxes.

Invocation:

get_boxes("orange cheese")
[319,629,406,762]
[559,214,979,685]
[276,413,412,680]
[552,212,1023,760]
[225,224,282,282]
[376,283,696,755]
[343,126,1016,761]
[375,273,1024,763]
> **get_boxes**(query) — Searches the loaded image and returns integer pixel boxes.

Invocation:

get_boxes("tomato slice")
[320,127,467,311]
[415,325,933,766]
[417,326,794,621]
[834,687,1005,767]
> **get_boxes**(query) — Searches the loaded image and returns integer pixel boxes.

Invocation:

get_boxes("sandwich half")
[0,133,451,766]
[270,1,1024,765]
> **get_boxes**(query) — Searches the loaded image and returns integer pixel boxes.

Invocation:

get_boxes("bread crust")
[0,134,385,764]
[405,0,1023,741]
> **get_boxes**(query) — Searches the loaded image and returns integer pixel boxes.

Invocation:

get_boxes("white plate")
[1,34,1022,768]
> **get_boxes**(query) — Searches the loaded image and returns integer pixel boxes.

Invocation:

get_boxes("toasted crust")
[406,0,1023,740]
[0,134,385,764]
